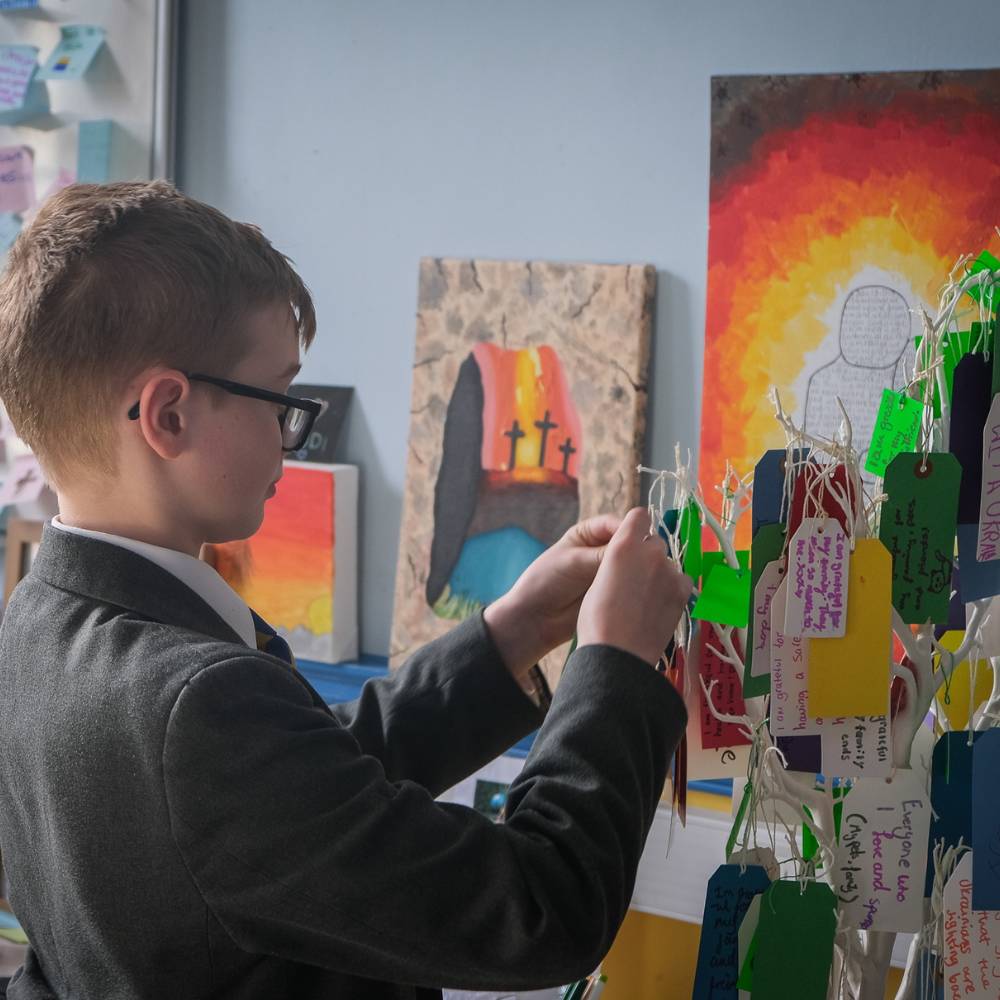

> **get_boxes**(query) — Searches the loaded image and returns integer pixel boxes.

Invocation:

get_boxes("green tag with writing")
[879,452,960,623]
[751,881,837,999]
[743,524,784,698]
[864,389,923,476]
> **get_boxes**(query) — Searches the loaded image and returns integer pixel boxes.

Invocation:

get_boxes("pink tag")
[977,394,1000,562]
[769,578,818,736]
[749,559,784,679]
[784,517,849,637]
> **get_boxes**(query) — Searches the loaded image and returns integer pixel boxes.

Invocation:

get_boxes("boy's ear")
[134,371,191,460]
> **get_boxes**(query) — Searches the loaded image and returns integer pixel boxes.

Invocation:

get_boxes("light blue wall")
[177,0,1000,655]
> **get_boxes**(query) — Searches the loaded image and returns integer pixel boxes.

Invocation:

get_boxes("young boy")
[0,182,690,1000]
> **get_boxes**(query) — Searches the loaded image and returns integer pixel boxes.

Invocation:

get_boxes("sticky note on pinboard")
[808,538,892,718]
[0,44,38,112]
[77,120,113,183]
[38,25,106,81]
[0,145,34,214]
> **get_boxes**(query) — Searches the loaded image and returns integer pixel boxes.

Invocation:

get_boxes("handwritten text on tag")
[785,518,849,637]
[835,769,931,932]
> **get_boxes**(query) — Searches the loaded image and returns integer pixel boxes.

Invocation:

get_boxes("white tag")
[977,394,1000,562]
[819,715,892,778]
[943,851,1000,998]
[727,846,780,882]
[975,596,1000,656]
[834,768,931,932]
[737,894,760,1000]
[785,517,850,637]
[770,578,818,736]
[750,560,784,678]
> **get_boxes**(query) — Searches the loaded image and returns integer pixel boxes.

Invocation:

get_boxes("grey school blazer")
[0,525,687,999]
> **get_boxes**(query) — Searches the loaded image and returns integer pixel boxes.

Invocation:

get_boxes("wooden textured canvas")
[390,257,656,683]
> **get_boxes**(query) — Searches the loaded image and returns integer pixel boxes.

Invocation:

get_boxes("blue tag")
[751,449,807,536]
[924,732,980,897]
[972,729,1000,909]
[950,354,991,524]
[958,523,1000,602]
[693,864,771,999]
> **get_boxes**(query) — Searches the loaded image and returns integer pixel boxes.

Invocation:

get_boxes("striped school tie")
[250,609,296,669]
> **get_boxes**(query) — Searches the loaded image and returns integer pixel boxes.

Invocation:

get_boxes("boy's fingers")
[615,506,652,543]
[560,513,621,549]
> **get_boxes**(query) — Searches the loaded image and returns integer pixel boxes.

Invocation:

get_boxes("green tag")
[864,389,923,476]
[879,452,960,624]
[726,781,753,859]
[965,249,1000,313]
[701,549,750,578]
[743,525,784,698]
[692,561,751,628]
[751,881,838,999]
[736,903,759,992]
[661,500,703,580]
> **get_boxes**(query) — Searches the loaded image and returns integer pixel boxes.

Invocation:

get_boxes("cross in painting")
[503,419,526,469]
[534,410,558,467]
[558,437,576,475]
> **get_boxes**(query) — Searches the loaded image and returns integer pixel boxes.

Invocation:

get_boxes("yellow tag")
[809,539,892,717]
[936,630,992,730]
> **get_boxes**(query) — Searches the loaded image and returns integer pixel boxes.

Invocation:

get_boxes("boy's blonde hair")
[0,181,316,488]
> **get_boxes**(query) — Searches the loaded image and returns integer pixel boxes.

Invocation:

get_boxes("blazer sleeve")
[325,612,544,794]
[162,644,687,991]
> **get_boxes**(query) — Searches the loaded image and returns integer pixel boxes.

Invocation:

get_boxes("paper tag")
[880,452,961,623]
[737,895,760,1000]
[957,523,1000,603]
[926,732,981,898]
[971,729,1000,909]
[751,448,808,536]
[684,646,751,781]
[693,864,771,999]
[818,715,891,778]
[943,852,1000,999]
[835,768,932,932]
[743,524,784,698]
[864,389,923,477]
[692,561,751,628]
[751,880,837,999]
[749,560,783,679]
[769,578,818,737]
[775,734,821,774]
[977,394,1000,562]
[698,627,751,750]
[788,461,858,540]
[727,847,780,882]
[977,598,1000,656]
[784,518,849,637]
[952,354,993,525]
[809,539,892,717]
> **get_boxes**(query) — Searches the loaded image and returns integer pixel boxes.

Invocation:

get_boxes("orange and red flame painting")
[701,70,1000,547]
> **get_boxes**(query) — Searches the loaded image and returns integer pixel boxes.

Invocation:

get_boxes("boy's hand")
[576,507,692,666]
[483,513,621,682]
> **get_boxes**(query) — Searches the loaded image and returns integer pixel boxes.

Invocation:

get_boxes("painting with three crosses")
[390,257,655,684]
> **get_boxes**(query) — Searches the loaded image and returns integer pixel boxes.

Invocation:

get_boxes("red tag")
[787,462,859,540]
[698,627,752,749]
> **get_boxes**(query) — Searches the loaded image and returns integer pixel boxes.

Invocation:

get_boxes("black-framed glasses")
[127,373,327,452]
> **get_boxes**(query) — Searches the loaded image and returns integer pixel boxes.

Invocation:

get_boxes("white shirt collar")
[49,516,257,648]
